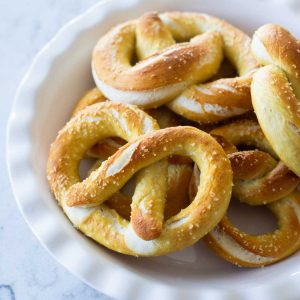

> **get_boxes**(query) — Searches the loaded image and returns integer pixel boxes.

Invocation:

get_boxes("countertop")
[1,0,300,299]
[0,1,111,299]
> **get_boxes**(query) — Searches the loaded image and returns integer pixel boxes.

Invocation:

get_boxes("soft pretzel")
[210,120,299,205]
[251,24,300,177]
[50,101,169,241]
[92,12,258,123]
[48,102,232,255]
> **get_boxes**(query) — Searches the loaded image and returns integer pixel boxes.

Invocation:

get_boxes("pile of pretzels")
[47,12,300,267]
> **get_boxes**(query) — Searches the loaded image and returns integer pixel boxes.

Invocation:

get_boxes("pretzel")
[88,160,192,221]
[210,120,299,205]
[48,102,232,255]
[92,12,258,122]
[251,24,300,177]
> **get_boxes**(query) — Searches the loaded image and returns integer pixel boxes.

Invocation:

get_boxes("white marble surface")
[0,1,111,299]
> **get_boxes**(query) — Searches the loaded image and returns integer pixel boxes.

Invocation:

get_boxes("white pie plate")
[6,0,300,299]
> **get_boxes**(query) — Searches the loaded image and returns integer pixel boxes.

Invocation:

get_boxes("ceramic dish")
[7,0,300,299]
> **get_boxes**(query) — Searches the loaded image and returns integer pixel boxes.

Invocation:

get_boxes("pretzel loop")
[251,24,300,176]
[206,191,300,267]
[92,12,258,122]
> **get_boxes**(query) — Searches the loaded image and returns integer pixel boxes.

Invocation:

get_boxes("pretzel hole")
[106,176,136,220]
[130,45,139,66]
[79,157,98,180]
[235,144,258,152]
[89,137,126,158]
[227,199,277,234]
[208,58,238,81]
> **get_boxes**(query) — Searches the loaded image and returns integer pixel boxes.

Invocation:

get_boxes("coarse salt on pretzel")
[72,88,123,159]
[72,88,184,159]
[211,120,299,205]
[92,12,258,123]
[49,102,169,241]
[72,89,192,225]
[48,102,232,255]
[205,191,300,267]
[92,12,224,108]
[251,24,300,177]
[88,162,193,221]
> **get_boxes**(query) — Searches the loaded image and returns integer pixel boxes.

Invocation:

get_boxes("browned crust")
[71,88,183,160]
[93,25,222,90]
[167,75,253,124]
[210,120,299,205]
[211,134,237,154]
[65,126,231,206]
[48,103,233,255]
[228,150,276,180]
[252,24,300,95]
[131,209,163,240]
[204,193,300,267]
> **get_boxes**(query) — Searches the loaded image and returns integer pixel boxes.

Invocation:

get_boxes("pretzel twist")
[251,24,300,177]
[211,120,299,205]
[92,12,258,122]
[91,163,192,221]
[48,102,232,255]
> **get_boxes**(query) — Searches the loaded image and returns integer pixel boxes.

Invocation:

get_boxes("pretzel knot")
[92,12,258,123]
[251,24,300,177]
[47,102,232,256]
[189,120,300,267]
[72,88,183,159]
[211,120,299,205]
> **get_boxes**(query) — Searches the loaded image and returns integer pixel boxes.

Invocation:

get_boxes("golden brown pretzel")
[92,12,258,122]
[50,102,169,241]
[251,24,300,177]
[48,102,232,255]
[210,120,299,205]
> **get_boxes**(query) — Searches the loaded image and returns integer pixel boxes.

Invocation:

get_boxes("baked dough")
[48,102,232,255]
[92,12,258,122]
[251,24,300,177]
